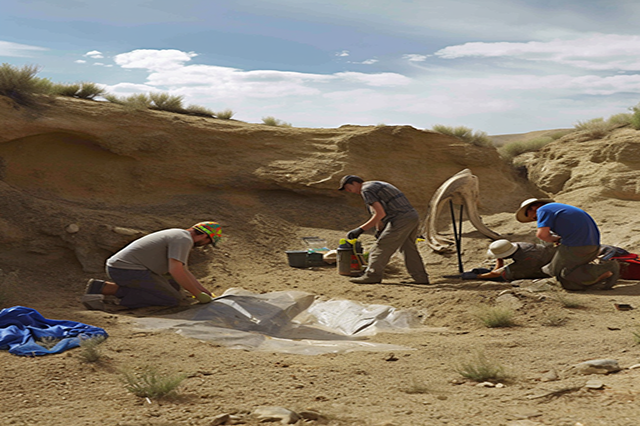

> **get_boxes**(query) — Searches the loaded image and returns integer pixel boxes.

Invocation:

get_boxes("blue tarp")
[0,306,108,356]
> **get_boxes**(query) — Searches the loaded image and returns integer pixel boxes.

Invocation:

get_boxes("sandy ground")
[1,96,640,425]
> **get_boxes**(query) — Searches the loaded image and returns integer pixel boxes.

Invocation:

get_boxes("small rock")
[65,224,80,234]
[495,383,505,388]
[496,293,524,310]
[112,226,143,236]
[628,363,640,370]
[585,379,605,389]
[384,353,398,362]
[476,381,495,387]
[209,413,230,426]
[540,368,559,382]
[572,359,621,375]
[253,406,299,424]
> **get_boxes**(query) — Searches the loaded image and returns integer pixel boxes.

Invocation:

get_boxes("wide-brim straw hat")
[515,198,555,223]
[487,239,518,259]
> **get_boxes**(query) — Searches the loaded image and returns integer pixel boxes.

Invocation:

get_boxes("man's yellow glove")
[196,292,213,304]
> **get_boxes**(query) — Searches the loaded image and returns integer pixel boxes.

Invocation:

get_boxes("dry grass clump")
[432,124,492,147]
[185,104,215,117]
[498,136,553,160]
[216,109,235,119]
[554,291,583,309]
[540,312,568,327]
[475,305,515,328]
[630,103,640,130]
[0,63,49,105]
[120,365,187,398]
[632,327,640,345]
[262,116,292,127]
[78,335,106,362]
[456,351,509,383]
[149,92,184,113]
[574,117,621,139]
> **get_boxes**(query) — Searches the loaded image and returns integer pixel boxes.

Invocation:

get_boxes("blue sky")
[3,0,640,134]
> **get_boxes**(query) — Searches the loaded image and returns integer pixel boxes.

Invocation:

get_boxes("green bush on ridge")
[432,124,492,147]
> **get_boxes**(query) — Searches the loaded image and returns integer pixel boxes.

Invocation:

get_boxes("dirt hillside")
[1,95,639,426]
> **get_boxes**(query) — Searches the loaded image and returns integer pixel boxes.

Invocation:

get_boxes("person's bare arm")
[477,258,504,279]
[536,226,560,243]
[168,258,212,297]
[360,201,386,231]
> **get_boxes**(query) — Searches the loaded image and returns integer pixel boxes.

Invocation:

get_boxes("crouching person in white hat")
[461,239,558,281]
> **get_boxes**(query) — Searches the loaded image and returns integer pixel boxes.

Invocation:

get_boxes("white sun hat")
[487,239,518,259]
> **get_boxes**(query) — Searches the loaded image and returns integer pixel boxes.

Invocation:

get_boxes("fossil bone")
[421,169,501,252]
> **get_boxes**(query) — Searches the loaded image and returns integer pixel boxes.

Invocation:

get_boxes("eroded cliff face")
[518,127,640,202]
[0,95,529,272]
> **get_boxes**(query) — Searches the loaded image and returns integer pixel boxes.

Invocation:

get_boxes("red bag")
[612,254,640,280]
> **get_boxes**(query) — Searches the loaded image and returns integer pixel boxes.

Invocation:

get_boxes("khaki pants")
[544,245,616,290]
[362,211,428,282]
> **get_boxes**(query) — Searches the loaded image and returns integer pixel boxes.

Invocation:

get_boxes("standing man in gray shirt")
[83,222,221,309]
[339,175,429,285]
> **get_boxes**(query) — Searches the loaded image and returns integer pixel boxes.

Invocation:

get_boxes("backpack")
[611,253,640,280]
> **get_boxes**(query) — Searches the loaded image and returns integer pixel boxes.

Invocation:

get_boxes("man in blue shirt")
[516,198,619,290]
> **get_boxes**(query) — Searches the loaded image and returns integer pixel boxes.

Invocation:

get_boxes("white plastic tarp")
[134,288,419,355]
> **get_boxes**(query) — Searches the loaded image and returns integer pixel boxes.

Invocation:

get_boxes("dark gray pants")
[545,245,617,291]
[362,211,428,282]
[107,266,183,308]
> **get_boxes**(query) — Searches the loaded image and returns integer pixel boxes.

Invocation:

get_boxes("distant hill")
[489,129,572,147]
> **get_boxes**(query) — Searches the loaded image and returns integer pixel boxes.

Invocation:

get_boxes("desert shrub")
[120,366,186,398]
[547,129,573,140]
[456,351,508,383]
[185,104,215,117]
[149,92,184,113]
[630,103,640,130]
[432,124,492,147]
[103,93,125,104]
[498,136,554,160]
[632,327,640,345]
[475,305,515,328]
[401,378,433,394]
[554,291,583,309]
[608,112,632,127]
[78,335,106,362]
[540,313,567,327]
[0,63,47,105]
[574,117,614,139]
[123,93,152,110]
[262,116,292,127]
[51,83,81,97]
[76,82,105,100]
[216,109,235,119]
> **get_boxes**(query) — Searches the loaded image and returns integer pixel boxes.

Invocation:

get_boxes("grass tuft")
[456,351,508,383]
[554,291,583,309]
[401,378,433,394]
[574,117,614,139]
[215,109,235,120]
[262,116,292,127]
[498,136,554,160]
[432,124,492,147]
[632,327,640,345]
[76,82,105,99]
[185,104,215,117]
[79,335,106,362]
[475,305,515,328]
[540,313,568,327]
[149,92,184,113]
[121,366,187,398]
[0,63,47,105]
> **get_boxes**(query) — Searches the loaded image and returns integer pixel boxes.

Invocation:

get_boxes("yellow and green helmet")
[192,221,222,246]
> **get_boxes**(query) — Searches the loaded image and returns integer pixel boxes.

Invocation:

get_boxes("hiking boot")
[593,261,620,290]
[81,294,105,310]
[85,279,105,295]
[350,276,382,284]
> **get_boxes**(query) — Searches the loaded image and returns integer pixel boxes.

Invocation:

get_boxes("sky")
[2,0,640,134]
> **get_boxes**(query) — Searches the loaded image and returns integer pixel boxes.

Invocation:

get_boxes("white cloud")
[84,50,104,59]
[336,50,350,57]
[334,71,411,87]
[360,59,378,65]
[0,40,47,57]
[75,59,87,64]
[114,49,198,71]
[403,54,428,62]
[435,33,640,71]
